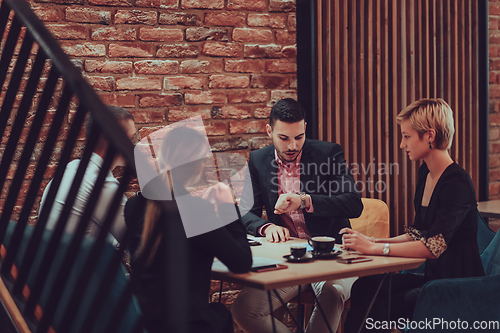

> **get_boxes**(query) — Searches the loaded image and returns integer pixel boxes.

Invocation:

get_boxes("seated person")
[125,126,252,333]
[232,98,363,333]
[39,105,137,244]
[341,98,485,333]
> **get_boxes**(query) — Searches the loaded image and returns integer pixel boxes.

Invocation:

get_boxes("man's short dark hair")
[269,98,306,128]
[84,105,134,140]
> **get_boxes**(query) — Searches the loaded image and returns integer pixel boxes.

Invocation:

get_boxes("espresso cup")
[290,245,307,258]
[308,236,335,254]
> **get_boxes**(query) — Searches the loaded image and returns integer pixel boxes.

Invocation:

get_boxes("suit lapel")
[300,140,313,192]
[414,168,427,224]
[266,147,279,207]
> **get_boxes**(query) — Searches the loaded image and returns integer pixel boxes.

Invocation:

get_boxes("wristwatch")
[297,192,306,209]
[383,243,390,256]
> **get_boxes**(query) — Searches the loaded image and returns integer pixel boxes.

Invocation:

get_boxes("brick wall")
[491,0,500,204]
[31,0,297,148]
[10,0,297,218]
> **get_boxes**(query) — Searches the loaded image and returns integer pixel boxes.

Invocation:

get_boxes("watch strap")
[298,192,306,209]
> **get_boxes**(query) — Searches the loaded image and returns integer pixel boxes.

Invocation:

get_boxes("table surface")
[212,238,426,290]
[477,200,500,219]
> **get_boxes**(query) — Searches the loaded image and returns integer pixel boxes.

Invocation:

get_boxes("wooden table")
[212,238,425,333]
[478,200,500,219]
[212,238,425,290]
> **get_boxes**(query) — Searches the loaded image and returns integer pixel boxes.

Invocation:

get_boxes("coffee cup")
[290,245,307,258]
[308,236,335,254]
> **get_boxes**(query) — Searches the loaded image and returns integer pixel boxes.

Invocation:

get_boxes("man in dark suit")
[232,98,363,333]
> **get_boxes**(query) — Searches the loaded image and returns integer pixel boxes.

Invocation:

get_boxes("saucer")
[309,249,343,259]
[283,252,314,263]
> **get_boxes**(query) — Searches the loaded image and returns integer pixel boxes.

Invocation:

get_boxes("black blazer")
[241,139,363,242]
[411,163,484,281]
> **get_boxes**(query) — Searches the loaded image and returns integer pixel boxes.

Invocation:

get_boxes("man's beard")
[277,148,301,163]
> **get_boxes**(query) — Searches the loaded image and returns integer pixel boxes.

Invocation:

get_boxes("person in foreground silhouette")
[126,126,252,333]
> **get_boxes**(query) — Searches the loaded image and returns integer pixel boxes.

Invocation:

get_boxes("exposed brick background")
[27,0,297,163]
[9,0,297,212]
[490,0,500,232]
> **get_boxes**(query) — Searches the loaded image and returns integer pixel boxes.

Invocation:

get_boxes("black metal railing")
[0,0,178,332]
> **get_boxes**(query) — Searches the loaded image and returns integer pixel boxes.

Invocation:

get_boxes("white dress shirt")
[39,153,127,244]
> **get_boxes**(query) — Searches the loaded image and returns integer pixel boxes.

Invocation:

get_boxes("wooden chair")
[348,198,390,239]
[287,198,390,333]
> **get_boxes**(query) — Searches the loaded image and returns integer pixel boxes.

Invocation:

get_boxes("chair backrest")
[350,198,390,238]
[481,225,500,276]
[477,209,496,255]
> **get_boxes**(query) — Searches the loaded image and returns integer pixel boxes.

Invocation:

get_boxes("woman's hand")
[340,227,376,254]
[202,183,234,204]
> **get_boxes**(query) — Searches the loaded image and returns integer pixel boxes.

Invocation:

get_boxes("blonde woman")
[125,127,252,333]
[342,98,484,332]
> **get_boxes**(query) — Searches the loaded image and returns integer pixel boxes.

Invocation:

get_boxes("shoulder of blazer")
[249,144,275,163]
[302,139,343,159]
[438,163,472,186]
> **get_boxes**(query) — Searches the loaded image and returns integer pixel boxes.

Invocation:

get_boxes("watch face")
[383,244,390,255]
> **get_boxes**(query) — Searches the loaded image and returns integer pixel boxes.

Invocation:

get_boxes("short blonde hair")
[396,98,455,150]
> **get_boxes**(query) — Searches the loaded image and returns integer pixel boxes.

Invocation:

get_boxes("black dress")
[125,193,252,333]
[344,162,485,333]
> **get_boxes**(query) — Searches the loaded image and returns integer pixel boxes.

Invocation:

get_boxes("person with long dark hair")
[125,126,252,333]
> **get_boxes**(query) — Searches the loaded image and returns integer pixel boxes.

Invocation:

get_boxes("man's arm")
[239,152,272,236]
[95,178,127,243]
[306,144,363,218]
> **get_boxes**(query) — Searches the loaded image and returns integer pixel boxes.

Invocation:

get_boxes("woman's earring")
[429,142,433,149]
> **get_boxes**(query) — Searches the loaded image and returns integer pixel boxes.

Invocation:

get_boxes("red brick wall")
[491,1,500,202]
[5,0,295,219]
[29,0,297,152]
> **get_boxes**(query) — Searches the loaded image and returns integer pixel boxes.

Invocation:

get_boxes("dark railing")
[0,0,172,332]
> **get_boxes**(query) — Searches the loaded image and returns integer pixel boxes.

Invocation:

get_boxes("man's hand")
[274,193,301,214]
[263,224,290,243]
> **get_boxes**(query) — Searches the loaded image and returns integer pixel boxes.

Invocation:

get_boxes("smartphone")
[250,264,288,272]
[337,256,373,264]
